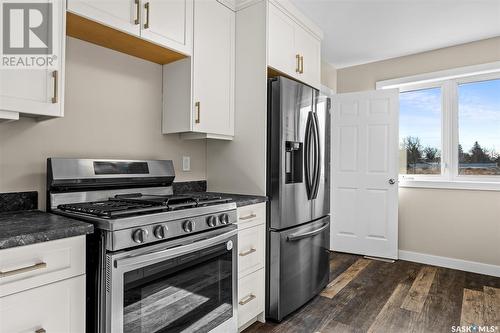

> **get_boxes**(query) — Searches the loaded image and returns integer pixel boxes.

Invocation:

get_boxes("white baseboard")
[398,250,500,278]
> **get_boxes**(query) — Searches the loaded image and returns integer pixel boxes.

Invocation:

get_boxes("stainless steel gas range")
[47,158,238,333]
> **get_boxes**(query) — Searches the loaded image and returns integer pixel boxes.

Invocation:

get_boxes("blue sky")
[400,79,500,154]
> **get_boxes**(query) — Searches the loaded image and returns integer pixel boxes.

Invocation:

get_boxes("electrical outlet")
[182,156,191,171]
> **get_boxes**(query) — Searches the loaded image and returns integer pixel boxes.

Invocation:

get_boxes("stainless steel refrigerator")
[266,76,331,321]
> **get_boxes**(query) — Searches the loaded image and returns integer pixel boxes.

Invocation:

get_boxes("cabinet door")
[67,0,140,36]
[140,0,193,56]
[192,0,234,136]
[295,25,321,89]
[0,276,85,333]
[268,3,297,77]
[0,0,64,118]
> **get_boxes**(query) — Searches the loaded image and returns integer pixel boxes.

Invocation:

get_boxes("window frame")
[377,62,500,191]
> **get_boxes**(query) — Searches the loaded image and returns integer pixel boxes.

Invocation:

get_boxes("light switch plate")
[182,156,191,171]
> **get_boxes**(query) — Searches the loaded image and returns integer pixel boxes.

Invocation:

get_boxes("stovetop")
[57,194,232,218]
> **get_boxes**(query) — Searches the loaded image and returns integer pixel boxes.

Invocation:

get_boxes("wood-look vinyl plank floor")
[244,252,500,333]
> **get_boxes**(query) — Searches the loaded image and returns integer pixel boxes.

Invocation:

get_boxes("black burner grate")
[58,194,232,218]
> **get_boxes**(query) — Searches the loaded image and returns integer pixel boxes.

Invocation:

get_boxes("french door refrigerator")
[267,76,331,321]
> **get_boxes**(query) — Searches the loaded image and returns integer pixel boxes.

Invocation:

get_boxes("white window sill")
[399,179,500,191]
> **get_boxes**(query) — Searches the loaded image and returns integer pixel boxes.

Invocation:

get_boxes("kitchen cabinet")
[0,236,86,332]
[67,0,193,56]
[236,203,266,330]
[268,2,321,89]
[67,0,140,36]
[0,0,65,120]
[163,0,235,140]
[140,0,193,55]
[0,276,85,333]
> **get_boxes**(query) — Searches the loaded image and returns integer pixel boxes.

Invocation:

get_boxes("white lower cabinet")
[0,236,86,333]
[238,268,265,329]
[236,203,266,330]
[0,275,85,333]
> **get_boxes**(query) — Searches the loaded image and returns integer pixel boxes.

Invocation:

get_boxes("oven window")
[123,243,233,333]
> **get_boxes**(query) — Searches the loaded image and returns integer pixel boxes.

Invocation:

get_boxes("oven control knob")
[183,220,194,233]
[132,228,148,244]
[219,213,230,225]
[206,216,217,227]
[153,225,167,239]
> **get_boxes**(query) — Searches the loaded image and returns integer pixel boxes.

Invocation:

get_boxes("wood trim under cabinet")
[66,12,187,65]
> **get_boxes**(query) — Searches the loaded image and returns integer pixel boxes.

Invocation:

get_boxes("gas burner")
[58,193,233,218]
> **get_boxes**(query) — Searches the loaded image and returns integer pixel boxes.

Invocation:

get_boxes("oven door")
[104,226,238,333]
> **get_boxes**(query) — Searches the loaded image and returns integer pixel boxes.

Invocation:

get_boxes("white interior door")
[331,89,399,259]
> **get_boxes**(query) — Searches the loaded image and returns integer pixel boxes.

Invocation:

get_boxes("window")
[377,62,500,190]
[458,78,500,176]
[399,87,442,175]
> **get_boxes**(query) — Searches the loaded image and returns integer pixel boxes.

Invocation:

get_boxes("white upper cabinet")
[67,0,140,36]
[140,0,193,55]
[192,0,235,137]
[0,0,65,120]
[294,23,321,89]
[268,3,296,76]
[162,0,235,140]
[267,1,322,89]
[67,0,193,56]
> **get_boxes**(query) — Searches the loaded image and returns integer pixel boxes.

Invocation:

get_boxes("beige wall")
[0,37,206,208]
[321,61,337,93]
[337,36,500,93]
[336,37,500,266]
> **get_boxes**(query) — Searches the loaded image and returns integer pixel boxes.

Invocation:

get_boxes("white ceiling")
[289,0,500,69]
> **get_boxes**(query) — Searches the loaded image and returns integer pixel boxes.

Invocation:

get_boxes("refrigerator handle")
[304,112,313,199]
[312,112,321,199]
[286,221,329,241]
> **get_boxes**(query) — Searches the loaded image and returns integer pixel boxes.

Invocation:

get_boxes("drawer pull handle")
[239,248,256,257]
[51,70,58,103]
[239,213,256,221]
[239,293,256,305]
[36,329,46,333]
[195,101,201,124]
[134,0,140,25]
[144,2,150,29]
[0,262,47,278]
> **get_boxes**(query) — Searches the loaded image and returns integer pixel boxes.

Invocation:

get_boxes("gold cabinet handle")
[35,329,46,333]
[239,213,256,221]
[300,56,304,74]
[239,293,256,305]
[144,2,150,29]
[134,0,140,25]
[296,54,300,73]
[239,248,256,257]
[51,70,58,103]
[195,101,200,124]
[0,262,47,278]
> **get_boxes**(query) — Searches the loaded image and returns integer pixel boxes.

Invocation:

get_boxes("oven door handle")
[114,229,237,269]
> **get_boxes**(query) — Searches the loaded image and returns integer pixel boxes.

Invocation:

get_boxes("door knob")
[388,178,396,185]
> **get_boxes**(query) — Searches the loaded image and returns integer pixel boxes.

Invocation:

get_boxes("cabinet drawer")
[0,275,85,333]
[0,236,85,297]
[237,203,266,230]
[238,268,264,329]
[238,224,265,277]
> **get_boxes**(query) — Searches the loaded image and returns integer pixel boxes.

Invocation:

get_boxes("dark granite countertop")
[0,210,94,250]
[189,192,267,207]
[210,192,267,207]
[173,181,267,208]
